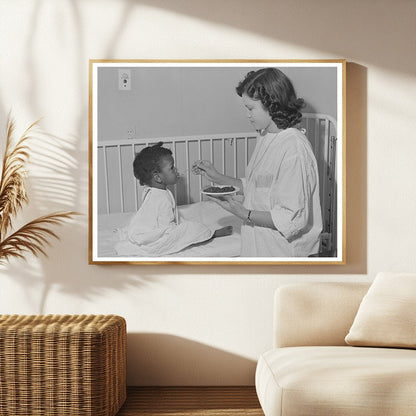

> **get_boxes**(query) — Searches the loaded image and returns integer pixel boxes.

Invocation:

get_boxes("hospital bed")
[94,113,338,260]
[97,201,242,258]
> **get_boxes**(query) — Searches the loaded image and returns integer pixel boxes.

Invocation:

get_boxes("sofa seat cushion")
[256,346,416,416]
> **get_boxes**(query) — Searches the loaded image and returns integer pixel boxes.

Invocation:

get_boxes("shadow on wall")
[134,0,413,76]
[1,259,156,315]
[0,128,155,313]
[0,1,123,309]
[126,333,257,386]
[23,0,88,213]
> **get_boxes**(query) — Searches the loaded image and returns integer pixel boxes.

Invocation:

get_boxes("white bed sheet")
[97,201,242,258]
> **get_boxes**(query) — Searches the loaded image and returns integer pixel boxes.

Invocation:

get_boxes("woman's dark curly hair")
[236,68,304,129]
[133,142,172,185]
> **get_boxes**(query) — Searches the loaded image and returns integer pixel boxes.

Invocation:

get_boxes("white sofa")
[255,281,416,416]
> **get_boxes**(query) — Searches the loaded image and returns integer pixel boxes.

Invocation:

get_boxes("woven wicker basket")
[0,314,126,416]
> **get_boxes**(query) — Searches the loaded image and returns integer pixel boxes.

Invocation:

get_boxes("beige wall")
[0,0,415,385]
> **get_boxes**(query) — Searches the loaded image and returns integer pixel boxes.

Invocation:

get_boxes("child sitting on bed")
[114,142,232,257]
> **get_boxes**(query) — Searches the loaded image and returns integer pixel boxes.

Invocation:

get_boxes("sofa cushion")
[256,346,416,416]
[345,272,416,348]
[274,282,370,348]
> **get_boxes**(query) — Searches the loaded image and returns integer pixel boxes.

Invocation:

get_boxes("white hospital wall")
[97,66,337,141]
[0,0,415,385]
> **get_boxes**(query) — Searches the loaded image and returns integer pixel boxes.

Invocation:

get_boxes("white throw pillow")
[345,272,416,348]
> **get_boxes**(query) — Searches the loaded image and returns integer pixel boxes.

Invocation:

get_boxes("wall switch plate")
[118,69,131,90]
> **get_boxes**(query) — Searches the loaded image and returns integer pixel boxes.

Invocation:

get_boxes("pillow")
[345,272,416,348]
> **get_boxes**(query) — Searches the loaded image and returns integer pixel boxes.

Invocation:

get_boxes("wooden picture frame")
[89,60,346,265]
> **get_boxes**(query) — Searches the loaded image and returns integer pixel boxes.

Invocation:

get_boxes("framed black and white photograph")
[89,60,345,265]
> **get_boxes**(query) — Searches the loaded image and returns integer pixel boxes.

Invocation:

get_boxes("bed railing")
[96,113,337,253]
[97,132,258,213]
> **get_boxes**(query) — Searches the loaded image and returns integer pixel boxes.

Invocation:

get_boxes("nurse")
[192,68,322,257]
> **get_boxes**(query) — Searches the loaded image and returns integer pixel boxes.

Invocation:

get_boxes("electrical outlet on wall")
[126,126,136,139]
[118,69,131,90]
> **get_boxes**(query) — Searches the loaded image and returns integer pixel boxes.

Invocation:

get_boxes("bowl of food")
[201,185,239,197]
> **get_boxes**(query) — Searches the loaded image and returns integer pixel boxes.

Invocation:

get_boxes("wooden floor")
[116,386,264,416]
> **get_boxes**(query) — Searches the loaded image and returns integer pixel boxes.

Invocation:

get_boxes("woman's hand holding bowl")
[207,194,248,221]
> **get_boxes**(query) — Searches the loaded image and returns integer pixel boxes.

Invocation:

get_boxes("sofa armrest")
[273,282,370,348]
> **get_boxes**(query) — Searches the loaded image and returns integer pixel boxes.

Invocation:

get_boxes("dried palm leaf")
[0,115,80,264]
[0,211,78,265]
[0,116,37,238]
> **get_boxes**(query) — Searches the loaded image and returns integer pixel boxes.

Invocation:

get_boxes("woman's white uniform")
[241,128,322,257]
[115,187,213,257]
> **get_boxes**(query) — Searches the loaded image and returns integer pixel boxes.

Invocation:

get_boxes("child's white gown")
[114,187,213,257]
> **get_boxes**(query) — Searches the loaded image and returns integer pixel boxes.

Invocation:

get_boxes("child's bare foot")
[213,226,233,238]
